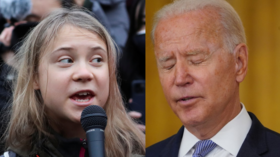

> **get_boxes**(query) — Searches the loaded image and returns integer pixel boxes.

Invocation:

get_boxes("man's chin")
[178,113,206,128]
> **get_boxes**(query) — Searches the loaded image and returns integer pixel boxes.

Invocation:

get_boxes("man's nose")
[174,62,194,86]
[72,63,94,82]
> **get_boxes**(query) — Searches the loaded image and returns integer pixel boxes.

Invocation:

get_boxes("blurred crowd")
[0,0,145,152]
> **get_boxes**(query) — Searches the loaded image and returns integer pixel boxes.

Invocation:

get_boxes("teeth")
[78,92,90,96]
[76,99,89,102]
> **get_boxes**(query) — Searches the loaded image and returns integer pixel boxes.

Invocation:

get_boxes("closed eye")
[165,64,175,70]
[188,54,206,65]
[191,59,203,65]
[158,62,175,71]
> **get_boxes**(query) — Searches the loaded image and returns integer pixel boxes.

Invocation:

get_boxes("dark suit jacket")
[146,112,280,157]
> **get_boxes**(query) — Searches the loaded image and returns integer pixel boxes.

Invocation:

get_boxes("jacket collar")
[237,112,267,157]
[41,132,86,157]
[159,126,184,157]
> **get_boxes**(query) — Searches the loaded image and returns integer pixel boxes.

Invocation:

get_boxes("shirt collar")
[178,103,252,157]
[178,127,199,157]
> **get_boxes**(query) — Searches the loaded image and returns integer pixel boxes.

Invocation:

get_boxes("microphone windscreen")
[80,105,107,131]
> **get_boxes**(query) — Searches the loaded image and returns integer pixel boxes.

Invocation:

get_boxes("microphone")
[81,105,107,157]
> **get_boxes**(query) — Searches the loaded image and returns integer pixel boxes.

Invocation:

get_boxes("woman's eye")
[59,58,73,63]
[92,58,102,63]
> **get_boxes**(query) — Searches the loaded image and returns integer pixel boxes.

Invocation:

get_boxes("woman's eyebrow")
[51,45,107,53]
[90,46,107,54]
[51,46,73,54]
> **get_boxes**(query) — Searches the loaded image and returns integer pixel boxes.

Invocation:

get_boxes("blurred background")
[146,0,280,147]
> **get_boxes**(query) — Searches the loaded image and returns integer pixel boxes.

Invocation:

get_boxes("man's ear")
[234,43,248,83]
[33,75,40,90]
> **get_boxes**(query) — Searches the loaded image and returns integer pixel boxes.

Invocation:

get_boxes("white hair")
[151,0,246,52]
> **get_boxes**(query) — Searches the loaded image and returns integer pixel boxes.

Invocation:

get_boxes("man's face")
[154,9,242,128]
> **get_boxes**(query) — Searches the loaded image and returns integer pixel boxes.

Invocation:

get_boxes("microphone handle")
[86,128,105,157]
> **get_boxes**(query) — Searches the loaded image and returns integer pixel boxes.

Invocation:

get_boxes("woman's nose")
[72,64,94,82]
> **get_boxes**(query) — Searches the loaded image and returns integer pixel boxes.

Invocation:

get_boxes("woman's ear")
[33,76,40,90]
[234,43,248,83]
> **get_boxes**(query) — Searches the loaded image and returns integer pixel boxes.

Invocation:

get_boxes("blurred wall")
[146,0,280,147]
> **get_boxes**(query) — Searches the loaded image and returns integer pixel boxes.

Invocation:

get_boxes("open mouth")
[70,91,94,102]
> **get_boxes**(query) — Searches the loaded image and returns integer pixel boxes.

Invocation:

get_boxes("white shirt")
[178,103,252,157]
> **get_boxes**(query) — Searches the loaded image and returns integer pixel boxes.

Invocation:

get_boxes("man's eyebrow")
[185,50,206,56]
[157,49,207,62]
[158,55,173,62]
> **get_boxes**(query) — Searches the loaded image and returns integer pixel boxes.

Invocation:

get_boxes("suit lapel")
[159,126,184,157]
[237,141,261,157]
[237,112,268,157]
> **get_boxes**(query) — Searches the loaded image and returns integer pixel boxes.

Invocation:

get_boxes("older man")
[146,0,280,157]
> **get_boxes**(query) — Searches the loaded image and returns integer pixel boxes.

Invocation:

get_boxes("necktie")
[192,140,217,157]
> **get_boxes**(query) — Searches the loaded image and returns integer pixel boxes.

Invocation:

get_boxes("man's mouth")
[70,91,94,102]
[177,96,199,103]
[181,97,194,101]
[181,98,192,101]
